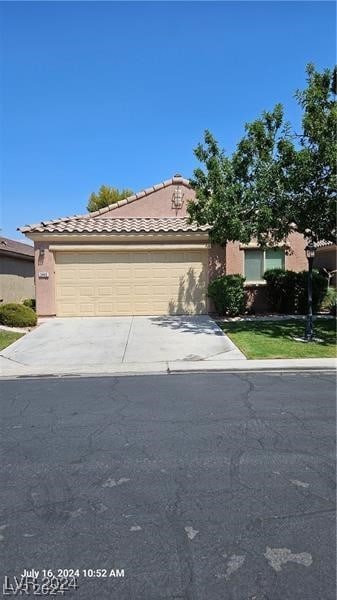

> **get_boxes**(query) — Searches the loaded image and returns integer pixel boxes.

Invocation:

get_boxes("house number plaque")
[38,272,49,279]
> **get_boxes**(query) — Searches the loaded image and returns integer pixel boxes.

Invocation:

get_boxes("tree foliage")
[292,64,337,242]
[87,185,133,212]
[188,64,337,246]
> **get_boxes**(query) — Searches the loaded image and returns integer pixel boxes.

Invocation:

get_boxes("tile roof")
[19,175,192,233]
[0,236,34,257]
[315,240,335,249]
[19,217,210,234]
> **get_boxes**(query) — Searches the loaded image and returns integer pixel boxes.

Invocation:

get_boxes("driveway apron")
[1,316,245,370]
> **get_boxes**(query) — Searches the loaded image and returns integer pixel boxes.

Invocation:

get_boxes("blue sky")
[1,1,335,240]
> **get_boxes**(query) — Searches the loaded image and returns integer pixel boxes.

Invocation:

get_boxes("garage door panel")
[78,305,95,316]
[96,287,114,297]
[95,274,115,283]
[58,272,77,283]
[61,307,77,316]
[76,286,95,296]
[57,286,78,297]
[117,287,132,297]
[134,283,150,293]
[96,303,115,315]
[152,285,169,295]
[114,266,133,276]
[55,250,207,316]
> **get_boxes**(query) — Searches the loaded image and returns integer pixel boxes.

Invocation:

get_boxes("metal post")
[305,256,314,341]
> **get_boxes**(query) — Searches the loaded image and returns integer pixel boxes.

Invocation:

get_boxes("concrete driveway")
[1,316,245,373]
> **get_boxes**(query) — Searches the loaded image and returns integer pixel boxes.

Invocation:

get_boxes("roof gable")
[90,175,192,217]
[19,175,195,234]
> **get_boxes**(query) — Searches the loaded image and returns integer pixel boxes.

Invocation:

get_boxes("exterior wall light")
[305,241,316,260]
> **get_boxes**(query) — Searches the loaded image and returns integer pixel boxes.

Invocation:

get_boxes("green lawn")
[0,330,24,351]
[219,318,336,359]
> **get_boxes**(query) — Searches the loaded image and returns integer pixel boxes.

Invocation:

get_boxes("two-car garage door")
[55,250,207,316]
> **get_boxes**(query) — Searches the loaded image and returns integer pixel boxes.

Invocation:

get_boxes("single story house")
[19,175,307,317]
[0,236,35,304]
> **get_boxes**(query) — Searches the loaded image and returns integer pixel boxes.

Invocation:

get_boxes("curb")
[1,358,336,379]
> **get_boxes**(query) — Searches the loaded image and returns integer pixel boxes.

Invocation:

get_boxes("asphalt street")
[1,372,336,600]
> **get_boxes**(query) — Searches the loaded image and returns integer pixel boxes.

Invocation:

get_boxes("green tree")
[291,64,337,242]
[87,185,133,212]
[188,65,336,245]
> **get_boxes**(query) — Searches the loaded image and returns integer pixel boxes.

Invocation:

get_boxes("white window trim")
[244,281,267,287]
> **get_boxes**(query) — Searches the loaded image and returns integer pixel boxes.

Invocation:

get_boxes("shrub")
[319,287,337,312]
[0,303,37,327]
[263,268,328,314]
[22,298,36,311]
[263,269,298,313]
[330,299,337,316]
[208,274,245,316]
[296,270,328,314]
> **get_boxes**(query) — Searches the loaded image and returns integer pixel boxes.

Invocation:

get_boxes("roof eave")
[25,231,210,243]
[0,248,34,260]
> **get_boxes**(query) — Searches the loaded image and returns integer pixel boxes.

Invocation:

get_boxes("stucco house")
[0,236,35,304]
[19,175,307,317]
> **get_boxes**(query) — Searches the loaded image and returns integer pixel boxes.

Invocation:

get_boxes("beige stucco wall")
[34,241,56,316]
[225,231,307,313]
[0,255,35,304]
[225,241,243,275]
[225,232,307,276]
[207,244,226,312]
[285,232,307,271]
[99,183,196,218]
[208,244,225,280]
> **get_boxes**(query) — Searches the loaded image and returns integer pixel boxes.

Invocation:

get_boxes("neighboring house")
[19,174,307,317]
[314,241,337,288]
[0,236,35,304]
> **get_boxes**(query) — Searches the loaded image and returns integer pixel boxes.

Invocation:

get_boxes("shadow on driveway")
[149,315,224,336]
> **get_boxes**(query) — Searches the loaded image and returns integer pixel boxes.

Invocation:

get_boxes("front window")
[244,248,285,282]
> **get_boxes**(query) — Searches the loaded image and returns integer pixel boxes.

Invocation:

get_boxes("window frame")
[243,247,285,283]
